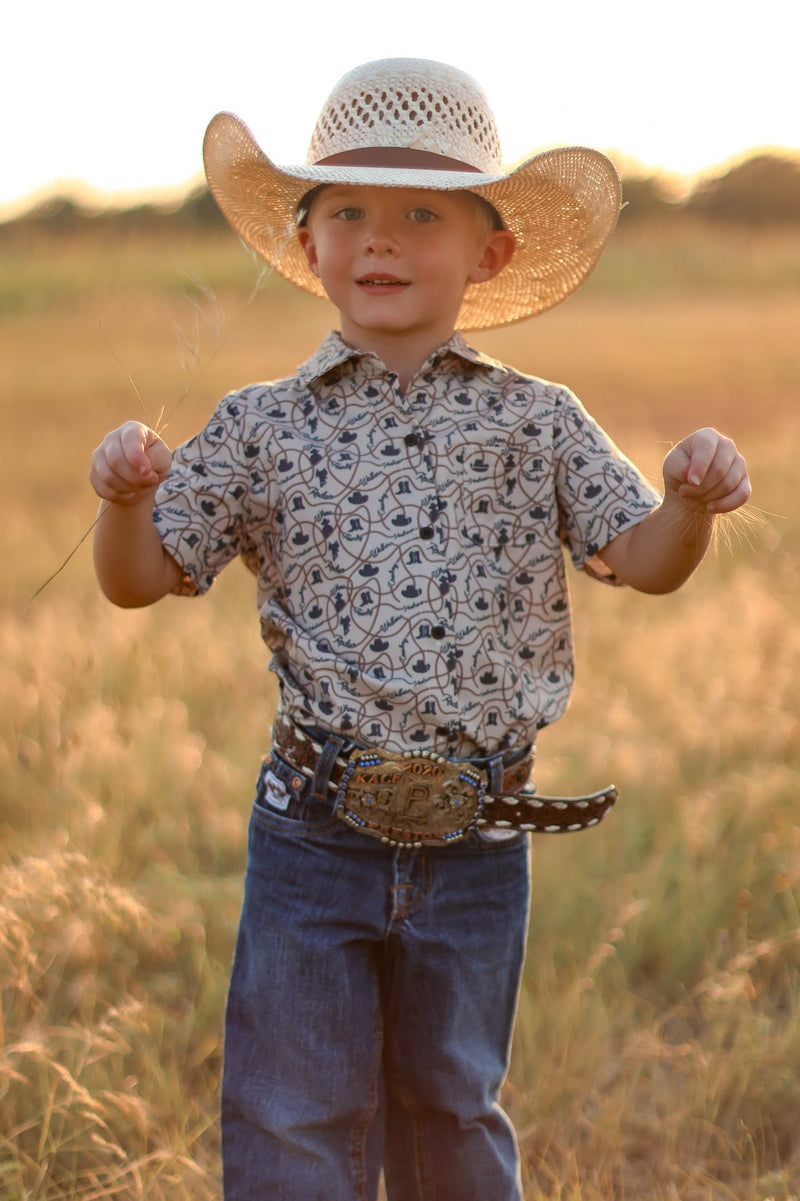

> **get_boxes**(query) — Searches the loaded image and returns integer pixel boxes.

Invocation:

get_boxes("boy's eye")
[408,207,437,223]
[334,206,363,222]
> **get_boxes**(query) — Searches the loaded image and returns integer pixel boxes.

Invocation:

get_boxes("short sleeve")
[152,392,261,596]
[553,389,662,582]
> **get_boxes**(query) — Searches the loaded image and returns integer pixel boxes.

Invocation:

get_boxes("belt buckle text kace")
[336,748,486,847]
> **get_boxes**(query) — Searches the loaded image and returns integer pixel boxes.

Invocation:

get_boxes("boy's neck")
[338,321,457,394]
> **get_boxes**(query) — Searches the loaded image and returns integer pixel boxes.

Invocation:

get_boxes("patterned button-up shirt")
[154,332,661,758]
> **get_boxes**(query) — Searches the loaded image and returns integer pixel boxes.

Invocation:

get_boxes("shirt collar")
[295,330,506,388]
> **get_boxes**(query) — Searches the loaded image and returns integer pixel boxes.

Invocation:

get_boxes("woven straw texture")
[307,59,504,172]
[203,60,622,330]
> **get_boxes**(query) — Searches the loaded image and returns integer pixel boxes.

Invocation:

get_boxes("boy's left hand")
[663,427,751,514]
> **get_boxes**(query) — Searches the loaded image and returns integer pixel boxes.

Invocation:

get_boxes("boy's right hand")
[90,421,172,505]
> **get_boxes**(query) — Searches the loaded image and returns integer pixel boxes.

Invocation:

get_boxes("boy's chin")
[341,303,459,340]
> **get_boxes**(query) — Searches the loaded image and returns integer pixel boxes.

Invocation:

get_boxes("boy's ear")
[469,229,516,284]
[297,227,319,274]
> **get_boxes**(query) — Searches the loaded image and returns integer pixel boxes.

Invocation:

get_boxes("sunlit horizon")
[3,137,799,226]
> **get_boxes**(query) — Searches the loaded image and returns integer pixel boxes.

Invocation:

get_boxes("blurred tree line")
[620,153,800,225]
[1,151,799,238]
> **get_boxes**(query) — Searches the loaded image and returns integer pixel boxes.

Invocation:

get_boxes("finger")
[682,428,726,488]
[122,422,172,482]
[704,468,752,514]
[90,428,161,500]
[689,442,744,500]
[679,458,751,511]
[103,437,155,488]
[89,454,144,503]
[680,444,743,497]
[143,434,173,480]
[119,422,161,478]
[89,467,138,504]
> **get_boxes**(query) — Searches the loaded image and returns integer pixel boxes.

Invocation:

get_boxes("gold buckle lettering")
[336,748,486,847]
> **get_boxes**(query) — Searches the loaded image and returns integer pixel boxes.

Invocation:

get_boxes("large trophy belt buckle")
[335,748,487,847]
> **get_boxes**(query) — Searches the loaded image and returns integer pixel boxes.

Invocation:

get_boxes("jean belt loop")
[485,752,505,794]
[311,734,347,802]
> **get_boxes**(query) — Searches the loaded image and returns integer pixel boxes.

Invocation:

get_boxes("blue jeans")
[222,752,531,1201]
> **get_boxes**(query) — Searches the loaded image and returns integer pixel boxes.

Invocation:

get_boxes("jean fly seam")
[389,851,434,929]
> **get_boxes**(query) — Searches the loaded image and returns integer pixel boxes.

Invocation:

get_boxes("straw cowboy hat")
[202,58,622,330]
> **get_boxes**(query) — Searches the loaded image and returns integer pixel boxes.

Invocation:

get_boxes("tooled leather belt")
[271,713,618,848]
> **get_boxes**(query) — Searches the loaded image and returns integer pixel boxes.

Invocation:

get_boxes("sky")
[3,0,799,219]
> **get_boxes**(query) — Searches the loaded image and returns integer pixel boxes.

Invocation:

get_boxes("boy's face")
[297,186,514,350]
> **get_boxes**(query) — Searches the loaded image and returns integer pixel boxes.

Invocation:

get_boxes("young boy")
[90,59,750,1201]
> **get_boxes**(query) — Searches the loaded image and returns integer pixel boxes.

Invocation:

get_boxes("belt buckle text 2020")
[336,747,486,847]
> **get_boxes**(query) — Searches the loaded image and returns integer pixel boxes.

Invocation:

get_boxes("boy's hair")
[295,185,505,232]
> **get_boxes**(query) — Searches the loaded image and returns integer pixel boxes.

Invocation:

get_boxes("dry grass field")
[1,217,799,1199]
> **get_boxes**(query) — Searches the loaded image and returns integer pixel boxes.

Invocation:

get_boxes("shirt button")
[403,432,418,447]
[419,526,435,540]
[431,625,446,640]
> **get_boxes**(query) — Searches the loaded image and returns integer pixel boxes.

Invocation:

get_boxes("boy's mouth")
[356,273,411,290]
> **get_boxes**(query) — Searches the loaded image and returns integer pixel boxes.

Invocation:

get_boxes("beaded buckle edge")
[335,747,486,847]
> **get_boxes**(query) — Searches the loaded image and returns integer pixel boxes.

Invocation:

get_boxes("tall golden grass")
[2,219,799,1199]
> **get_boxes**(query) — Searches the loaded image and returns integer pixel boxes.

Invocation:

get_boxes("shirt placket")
[393,375,465,748]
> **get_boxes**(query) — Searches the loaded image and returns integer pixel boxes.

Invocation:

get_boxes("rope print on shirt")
[153,332,661,759]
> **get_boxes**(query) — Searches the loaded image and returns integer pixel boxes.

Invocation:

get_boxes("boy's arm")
[598,427,751,594]
[90,421,184,607]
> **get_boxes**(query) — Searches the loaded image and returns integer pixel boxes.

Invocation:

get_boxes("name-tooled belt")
[271,714,618,849]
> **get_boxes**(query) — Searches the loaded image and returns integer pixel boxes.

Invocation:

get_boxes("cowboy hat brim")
[203,111,622,330]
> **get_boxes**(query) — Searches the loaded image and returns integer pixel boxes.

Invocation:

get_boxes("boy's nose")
[363,220,399,255]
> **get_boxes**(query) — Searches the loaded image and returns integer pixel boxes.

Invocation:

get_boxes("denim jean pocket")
[251,752,339,830]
